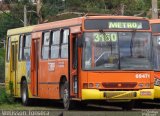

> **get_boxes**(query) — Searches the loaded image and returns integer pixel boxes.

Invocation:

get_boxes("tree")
[0,48,5,83]
[0,0,154,40]
[0,13,23,39]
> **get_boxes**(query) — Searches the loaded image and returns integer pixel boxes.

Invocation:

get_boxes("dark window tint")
[42,32,50,60]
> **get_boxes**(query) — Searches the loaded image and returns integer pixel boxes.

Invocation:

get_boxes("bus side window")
[50,30,60,59]
[18,35,23,61]
[42,32,50,60]
[61,29,69,58]
[6,37,10,62]
[23,34,31,61]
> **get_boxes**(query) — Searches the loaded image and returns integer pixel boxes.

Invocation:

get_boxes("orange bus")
[6,16,154,110]
[150,19,160,98]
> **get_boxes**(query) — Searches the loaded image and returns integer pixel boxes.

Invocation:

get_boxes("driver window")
[84,37,92,69]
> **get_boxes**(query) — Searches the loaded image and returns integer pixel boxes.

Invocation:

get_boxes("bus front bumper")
[154,86,160,99]
[82,89,154,100]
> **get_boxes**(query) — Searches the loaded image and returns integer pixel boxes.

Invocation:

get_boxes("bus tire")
[62,82,73,110]
[122,100,134,111]
[21,80,30,106]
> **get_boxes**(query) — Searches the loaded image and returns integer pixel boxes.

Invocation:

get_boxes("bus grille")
[102,82,137,88]
[104,91,137,99]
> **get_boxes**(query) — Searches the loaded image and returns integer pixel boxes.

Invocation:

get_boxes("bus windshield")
[82,32,152,70]
[153,35,160,71]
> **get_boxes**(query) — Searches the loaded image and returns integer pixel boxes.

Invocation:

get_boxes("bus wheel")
[62,82,73,110]
[122,100,134,111]
[21,80,30,106]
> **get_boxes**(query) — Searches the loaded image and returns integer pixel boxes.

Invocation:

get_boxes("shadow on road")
[15,98,160,111]
[134,100,160,109]
[15,99,123,111]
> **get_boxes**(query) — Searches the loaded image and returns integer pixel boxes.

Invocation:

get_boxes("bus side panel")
[48,59,60,99]
[38,38,49,98]
[17,61,28,97]
[58,59,68,98]
[47,59,68,99]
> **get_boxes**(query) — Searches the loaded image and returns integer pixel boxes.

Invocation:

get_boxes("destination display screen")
[84,19,150,30]
[151,23,160,33]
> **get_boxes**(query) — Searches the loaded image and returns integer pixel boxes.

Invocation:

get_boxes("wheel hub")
[22,89,26,103]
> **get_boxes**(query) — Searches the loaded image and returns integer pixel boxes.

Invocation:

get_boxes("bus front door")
[11,42,18,96]
[70,36,79,97]
[31,39,39,96]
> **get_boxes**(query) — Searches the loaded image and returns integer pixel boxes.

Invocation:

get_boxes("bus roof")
[7,16,149,36]
[33,16,148,32]
[150,19,160,24]
[7,25,34,36]
[84,15,148,20]
[33,17,83,32]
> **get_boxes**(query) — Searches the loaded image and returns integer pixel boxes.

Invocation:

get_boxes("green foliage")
[0,86,14,104]
[9,2,37,25]
[0,13,23,39]
[9,81,13,95]
[41,0,66,20]
[41,3,59,20]
[0,0,157,43]
[0,1,38,39]
[0,48,5,83]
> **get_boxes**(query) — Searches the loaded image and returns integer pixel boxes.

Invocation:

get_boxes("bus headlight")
[138,83,151,88]
[88,83,94,88]
[83,83,88,89]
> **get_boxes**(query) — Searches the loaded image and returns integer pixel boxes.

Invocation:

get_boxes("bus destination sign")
[108,22,142,29]
[84,19,150,30]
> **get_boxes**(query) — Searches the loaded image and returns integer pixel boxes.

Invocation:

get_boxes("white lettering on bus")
[48,62,55,71]
[135,74,150,79]
[109,22,142,29]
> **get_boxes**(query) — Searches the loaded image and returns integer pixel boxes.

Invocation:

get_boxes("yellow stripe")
[82,89,154,100]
